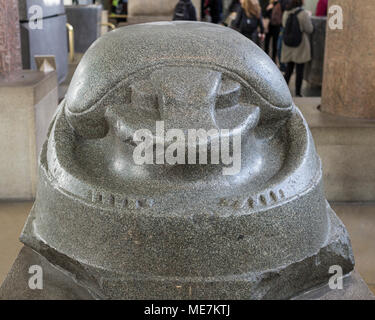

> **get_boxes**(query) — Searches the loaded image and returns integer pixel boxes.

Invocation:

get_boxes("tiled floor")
[0,201,374,295]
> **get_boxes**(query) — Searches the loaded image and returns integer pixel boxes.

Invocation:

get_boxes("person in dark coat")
[281,0,313,96]
[232,0,265,46]
[223,0,241,26]
[264,0,282,62]
[202,0,223,23]
[173,0,198,21]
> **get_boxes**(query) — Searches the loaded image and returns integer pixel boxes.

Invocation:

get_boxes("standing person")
[277,0,291,72]
[203,0,223,23]
[231,0,265,46]
[210,0,223,23]
[223,0,241,26]
[281,0,313,97]
[315,0,328,16]
[265,0,282,62]
[173,0,198,21]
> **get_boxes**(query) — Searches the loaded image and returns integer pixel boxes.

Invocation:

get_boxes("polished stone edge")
[10,203,354,299]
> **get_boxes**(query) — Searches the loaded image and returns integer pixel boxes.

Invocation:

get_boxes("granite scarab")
[20,22,354,299]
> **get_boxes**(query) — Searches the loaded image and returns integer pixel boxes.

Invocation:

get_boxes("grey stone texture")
[65,5,103,54]
[5,22,357,299]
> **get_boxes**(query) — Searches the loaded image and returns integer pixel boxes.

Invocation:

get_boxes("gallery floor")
[0,201,374,295]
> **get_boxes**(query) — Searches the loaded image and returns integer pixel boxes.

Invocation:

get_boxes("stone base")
[1,202,354,300]
[0,247,371,300]
[297,97,375,202]
[0,70,58,200]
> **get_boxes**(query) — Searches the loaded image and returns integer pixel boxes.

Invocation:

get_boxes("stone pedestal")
[65,5,103,53]
[0,71,58,200]
[297,97,375,202]
[321,0,375,119]
[19,0,68,84]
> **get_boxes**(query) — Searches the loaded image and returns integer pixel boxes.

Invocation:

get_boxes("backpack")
[271,2,282,26]
[173,1,191,21]
[239,9,259,40]
[283,8,303,47]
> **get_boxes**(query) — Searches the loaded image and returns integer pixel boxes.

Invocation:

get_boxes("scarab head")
[64,22,294,185]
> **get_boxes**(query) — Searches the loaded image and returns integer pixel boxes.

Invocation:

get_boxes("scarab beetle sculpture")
[18,22,354,299]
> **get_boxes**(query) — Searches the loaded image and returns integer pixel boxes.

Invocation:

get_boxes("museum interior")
[0,0,374,300]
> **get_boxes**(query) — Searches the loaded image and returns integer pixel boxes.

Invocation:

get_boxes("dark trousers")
[265,25,281,62]
[284,62,305,96]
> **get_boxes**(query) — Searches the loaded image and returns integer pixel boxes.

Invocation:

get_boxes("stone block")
[0,71,58,200]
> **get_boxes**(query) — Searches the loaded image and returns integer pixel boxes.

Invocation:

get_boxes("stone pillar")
[0,0,22,79]
[321,0,375,119]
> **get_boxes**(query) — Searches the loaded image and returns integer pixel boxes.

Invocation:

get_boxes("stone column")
[321,0,375,119]
[0,0,22,79]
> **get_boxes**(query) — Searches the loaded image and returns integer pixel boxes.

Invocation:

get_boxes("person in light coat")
[281,0,313,96]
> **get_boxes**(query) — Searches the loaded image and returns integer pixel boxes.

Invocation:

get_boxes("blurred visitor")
[315,0,328,17]
[264,0,282,62]
[111,0,127,15]
[231,0,265,46]
[281,0,313,97]
[202,0,223,23]
[276,0,291,71]
[223,0,241,26]
[173,0,198,21]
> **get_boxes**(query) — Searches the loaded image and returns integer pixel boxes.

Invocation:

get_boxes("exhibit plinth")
[0,70,58,200]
